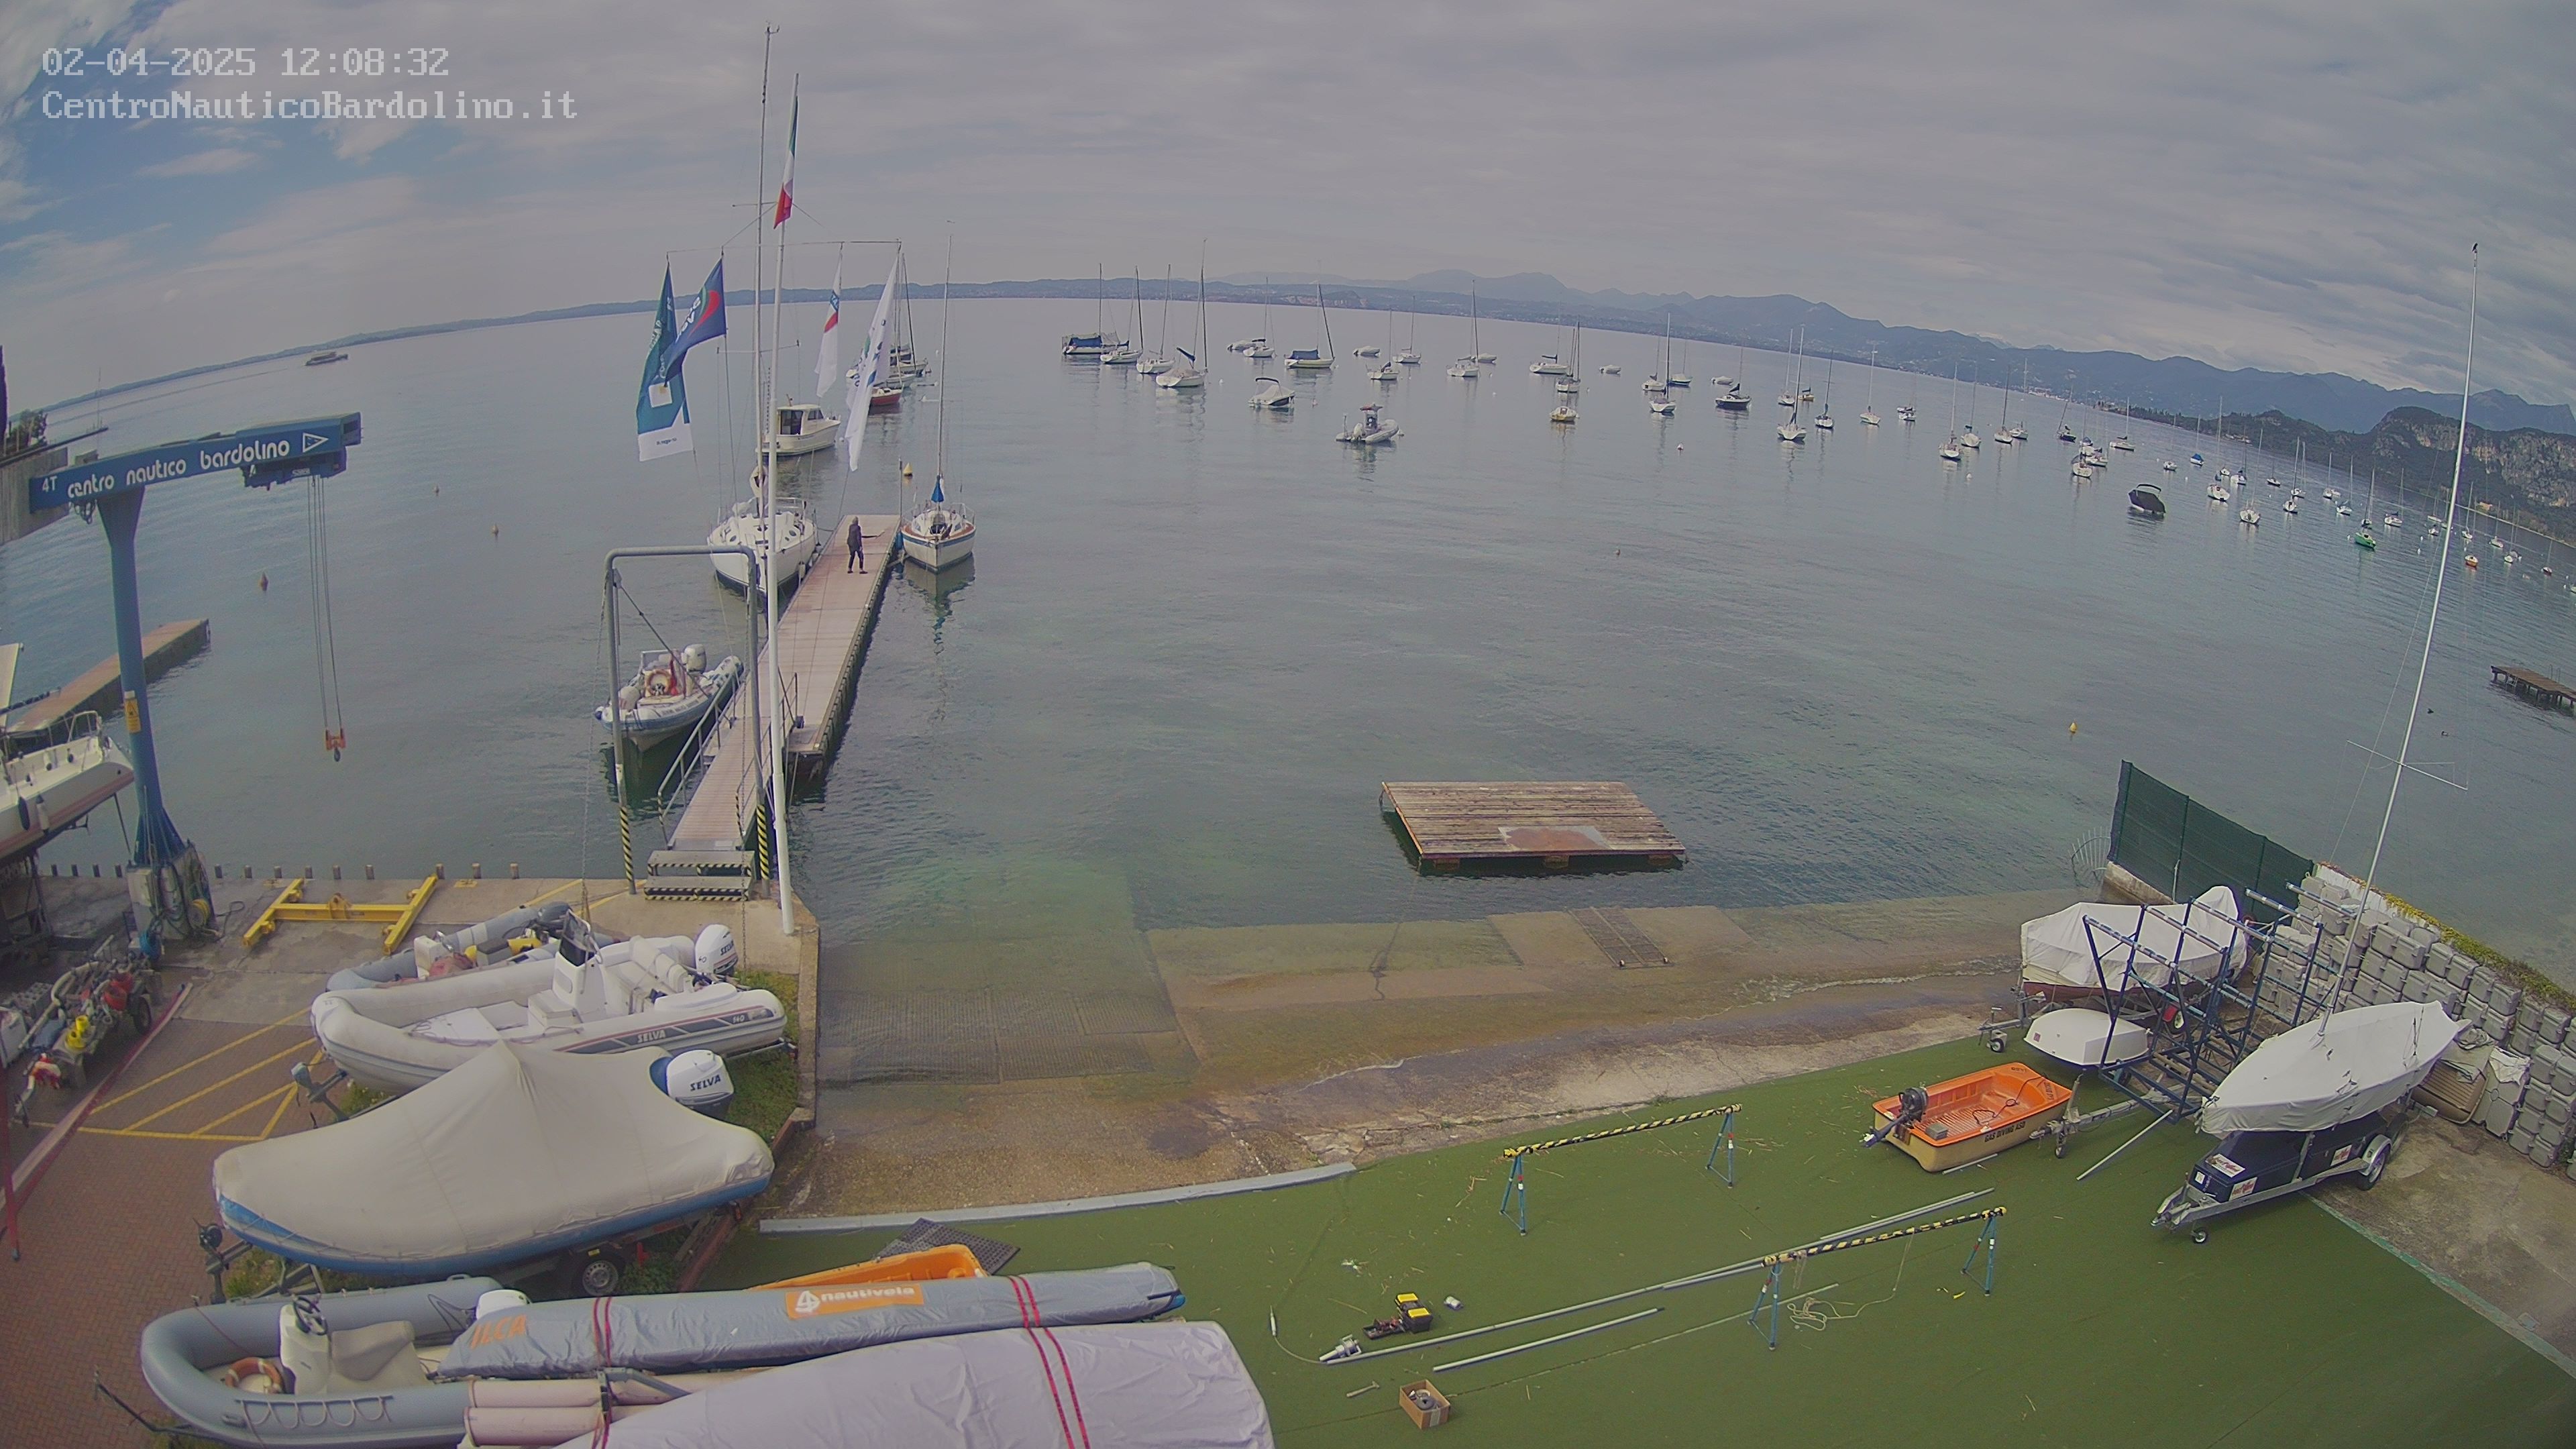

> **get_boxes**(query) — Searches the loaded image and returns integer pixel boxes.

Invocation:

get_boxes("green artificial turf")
[718,1038,2576,1446]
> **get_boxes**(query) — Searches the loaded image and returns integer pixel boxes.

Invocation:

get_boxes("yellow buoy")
[2069,722,2079,735]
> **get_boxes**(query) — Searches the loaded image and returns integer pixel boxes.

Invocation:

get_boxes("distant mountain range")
[37,273,2569,445]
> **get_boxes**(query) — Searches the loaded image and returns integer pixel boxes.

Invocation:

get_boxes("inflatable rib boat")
[311,926,781,1093]
[139,1278,496,1448]
[216,1042,772,1279]
[324,902,611,993]
[509,1322,1274,1449]
[436,1263,1182,1378]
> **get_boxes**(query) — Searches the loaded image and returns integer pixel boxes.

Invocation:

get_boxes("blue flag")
[659,259,727,385]
[637,266,692,460]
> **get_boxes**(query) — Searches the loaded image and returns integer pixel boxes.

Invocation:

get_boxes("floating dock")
[3,619,210,738]
[1379,781,1686,871]
[2491,665,2575,713]
[650,517,896,893]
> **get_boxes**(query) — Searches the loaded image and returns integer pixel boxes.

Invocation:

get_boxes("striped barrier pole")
[1497,1104,1745,1235]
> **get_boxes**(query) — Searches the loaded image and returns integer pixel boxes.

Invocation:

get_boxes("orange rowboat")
[1870,1063,2073,1172]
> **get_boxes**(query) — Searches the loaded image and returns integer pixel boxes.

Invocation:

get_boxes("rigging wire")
[305,476,348,759]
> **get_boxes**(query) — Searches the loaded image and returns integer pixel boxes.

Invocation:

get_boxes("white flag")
[812,260,842,401]
[840,255,901,471]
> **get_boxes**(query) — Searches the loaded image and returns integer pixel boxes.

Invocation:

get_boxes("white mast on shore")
[752,36,796,936]
[2364,244,2480,899]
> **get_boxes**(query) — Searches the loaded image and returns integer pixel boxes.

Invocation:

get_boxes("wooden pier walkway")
[653,516,897,880]
[1380,781,1686,871]
[3,620,209,738]
[2491,665,2576,712]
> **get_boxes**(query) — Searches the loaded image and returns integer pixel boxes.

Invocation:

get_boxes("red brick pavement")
[3,1016,325,1446]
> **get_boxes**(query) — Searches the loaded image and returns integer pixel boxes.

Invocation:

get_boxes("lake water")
[5,299,2571,980]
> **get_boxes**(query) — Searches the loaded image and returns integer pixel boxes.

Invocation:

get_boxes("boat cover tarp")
[543,1322,1273,1449]
[2021,885,2244,991]
[437,1263,1181,1379]
[2200,1002,2463,1135]
[214,1041,771,1276]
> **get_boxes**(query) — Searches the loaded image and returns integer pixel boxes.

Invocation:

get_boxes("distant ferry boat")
[305,350,347,366]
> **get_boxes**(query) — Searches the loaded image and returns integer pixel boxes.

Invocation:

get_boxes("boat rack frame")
[2060,884,2348,1127]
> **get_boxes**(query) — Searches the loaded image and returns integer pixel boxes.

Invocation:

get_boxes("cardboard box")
[1399,1379,1452,1429]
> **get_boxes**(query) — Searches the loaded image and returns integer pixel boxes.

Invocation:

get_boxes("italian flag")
[773,93,797,227]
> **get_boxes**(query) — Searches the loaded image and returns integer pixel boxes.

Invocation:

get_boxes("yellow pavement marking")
[79,1126,267,1142]
[195,1083,296,1136]
[93,1012,305,1112]
[109,1039,315,1132]
[258,1073,307,1139]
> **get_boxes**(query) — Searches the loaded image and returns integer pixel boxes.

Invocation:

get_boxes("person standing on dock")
[847,516,865,572]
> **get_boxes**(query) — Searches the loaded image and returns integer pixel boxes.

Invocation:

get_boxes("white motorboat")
[768,401,841,457]
[596,645,743,747]
[1249,376,1294,409]
[0,707,133,863]
[1353,345,1381,358]
[708,492,820,592]
[1334,405,1399,445]
[1448,358,1481,378]
[1368,360,1400,382]
[1549,402,1578,425]
[1599,364,1621,376]
[1778,421,1807,443]
[309,926,784,1093]
[1529,354,1571,377]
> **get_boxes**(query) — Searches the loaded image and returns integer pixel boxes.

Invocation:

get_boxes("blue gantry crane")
[25,415,362,954]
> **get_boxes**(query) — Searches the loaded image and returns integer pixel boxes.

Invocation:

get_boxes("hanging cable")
[306,476,348,758]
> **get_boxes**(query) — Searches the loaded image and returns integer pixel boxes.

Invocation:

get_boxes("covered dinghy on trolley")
[527,1321,1273,1449]
[2021,885,2245,994]
[215,1042,771,1278]
[437,1262,1180,1378]
[2200,1002,2464,1134]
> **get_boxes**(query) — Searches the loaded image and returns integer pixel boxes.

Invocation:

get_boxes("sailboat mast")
[2365,248,2480,893]
[936,236,954,486]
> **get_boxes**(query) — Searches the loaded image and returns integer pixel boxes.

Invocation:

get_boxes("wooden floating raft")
[2491,664,2575,712]
[1379,781,1684,871]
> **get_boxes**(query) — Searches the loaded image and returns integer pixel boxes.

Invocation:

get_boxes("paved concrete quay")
[0,874,816,1448]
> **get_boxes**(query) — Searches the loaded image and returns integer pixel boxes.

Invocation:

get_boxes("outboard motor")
[694,924,739,983]
[1862,1085,1931,1149]
[651,1049,735,1117]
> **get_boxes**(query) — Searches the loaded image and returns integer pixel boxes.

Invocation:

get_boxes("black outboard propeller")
[1862,1085,1930,1148]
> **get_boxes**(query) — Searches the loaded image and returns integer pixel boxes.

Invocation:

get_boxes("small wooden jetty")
[3,619,209,738]
[1380,781,1685,871]
[2491,665,2576,713]
[651,516,896,893]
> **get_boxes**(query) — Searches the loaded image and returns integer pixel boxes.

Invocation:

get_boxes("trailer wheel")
[2190,1228,2208,1244]
[1988,1034,2007,1053]
[563,1247,627,1297]
[2358,1135,2393,1189]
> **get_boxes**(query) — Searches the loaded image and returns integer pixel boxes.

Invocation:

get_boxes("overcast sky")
[1,0,2567,411]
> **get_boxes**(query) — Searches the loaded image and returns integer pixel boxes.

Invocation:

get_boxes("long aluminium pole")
[2364,245,2479,896]
[765,68,798,935]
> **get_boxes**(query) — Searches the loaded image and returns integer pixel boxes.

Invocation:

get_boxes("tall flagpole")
[767,70,798,936]
[747,30,773,921]
[2364,244,2479,898]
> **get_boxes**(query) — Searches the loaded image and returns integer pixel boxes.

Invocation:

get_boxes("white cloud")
[139,145,260,176]
[0,0,2566,408]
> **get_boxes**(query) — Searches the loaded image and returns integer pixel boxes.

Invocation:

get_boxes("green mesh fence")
[2108,762,2313,922]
